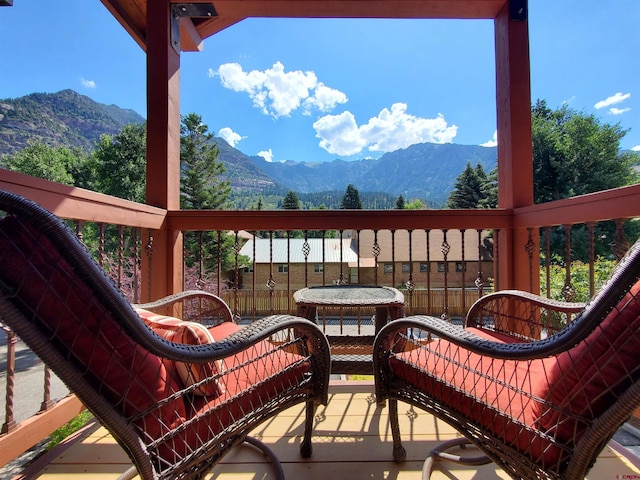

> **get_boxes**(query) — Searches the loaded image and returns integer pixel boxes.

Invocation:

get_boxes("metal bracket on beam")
[171,3,217,53]
[509,0,527,21]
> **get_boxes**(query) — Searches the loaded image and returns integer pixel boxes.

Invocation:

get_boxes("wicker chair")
[373,238,640,480]
[0,190,330,480]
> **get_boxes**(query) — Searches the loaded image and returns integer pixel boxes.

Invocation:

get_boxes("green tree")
[395,195,406,209]
[405,199,425,210]
[282,190,300,210]
[88,123,147,202]
[180,113,230,210]
[445,162,487,208]
[1,140,87,186]
[340,184,363,209]
[179,113,235,276]
[531,100,640,261]
[478,166,498,208]
[532,99,638,203]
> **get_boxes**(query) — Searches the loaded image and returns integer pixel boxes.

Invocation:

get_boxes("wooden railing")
[2,171,640,468]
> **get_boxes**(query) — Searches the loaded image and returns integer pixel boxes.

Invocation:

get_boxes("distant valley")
[0,90,498,206]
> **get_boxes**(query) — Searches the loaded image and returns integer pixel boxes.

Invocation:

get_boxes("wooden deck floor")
[17,382,640,480]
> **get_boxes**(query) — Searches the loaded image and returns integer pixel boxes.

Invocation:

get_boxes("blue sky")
[1,0,638,163]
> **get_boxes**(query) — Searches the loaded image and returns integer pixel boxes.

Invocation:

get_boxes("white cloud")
[632,145,640,152]
[81,78,96,89]
[313,103,457,156]
[218,127,244,147]
[257,149,274,162]
[594,92,631,109]
[213,62,347,118]
[610,107,631,115]
[480,130,498,147]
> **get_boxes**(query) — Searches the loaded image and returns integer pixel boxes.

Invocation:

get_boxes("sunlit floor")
[17,382,640,480]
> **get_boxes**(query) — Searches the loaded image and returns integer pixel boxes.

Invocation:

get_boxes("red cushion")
[533,280,640,441]
[390,327,560,466]
[0,216,186,444]
[135,308,224,397]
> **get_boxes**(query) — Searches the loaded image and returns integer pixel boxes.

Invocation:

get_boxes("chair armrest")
[465,290,586,340]
[375,314,584,362]
[134,290,236,325]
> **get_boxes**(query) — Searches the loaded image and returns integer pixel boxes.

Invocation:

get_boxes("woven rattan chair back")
[374,237,640,480]
[0,190,330,480]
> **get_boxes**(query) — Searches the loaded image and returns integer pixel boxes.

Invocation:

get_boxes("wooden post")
[494,1,539,293]
[143,1,184,300]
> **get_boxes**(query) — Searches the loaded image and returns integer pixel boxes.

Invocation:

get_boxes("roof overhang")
[100,0,516,52]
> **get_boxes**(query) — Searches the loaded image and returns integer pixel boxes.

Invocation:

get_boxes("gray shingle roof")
[239,238,359,264]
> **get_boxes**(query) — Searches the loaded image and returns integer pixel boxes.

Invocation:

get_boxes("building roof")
[239,238,359,264]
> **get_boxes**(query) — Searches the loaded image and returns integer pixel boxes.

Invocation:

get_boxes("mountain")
[0,89,144,155]
[249,143,497,205]
[0,90,497,205]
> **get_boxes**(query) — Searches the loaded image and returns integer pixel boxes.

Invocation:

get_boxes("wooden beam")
[167,208,513,232]
[0,169,166,228]
[493,0,535,292]
[513,184,640,228]
[145,1,184,300]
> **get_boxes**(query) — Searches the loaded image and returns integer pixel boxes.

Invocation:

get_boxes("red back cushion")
[135,308,225,397]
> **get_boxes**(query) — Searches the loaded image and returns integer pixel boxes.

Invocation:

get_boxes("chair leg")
[421,437,491,479]
[389,399,407,462]
[300,400,315,458]
[244,436,285,480]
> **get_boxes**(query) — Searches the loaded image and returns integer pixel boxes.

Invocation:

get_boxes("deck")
[13,382,640,480]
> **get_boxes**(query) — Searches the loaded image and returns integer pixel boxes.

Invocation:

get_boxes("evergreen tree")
[179,113,234,274]
[282,190,300,209]
[340,184,363,209]
[395,195,406,209]
[180,113,230,210]
[479,166,498,208]
[445,162,486,208]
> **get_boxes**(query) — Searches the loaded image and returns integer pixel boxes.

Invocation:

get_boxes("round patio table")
[293,285,405,375]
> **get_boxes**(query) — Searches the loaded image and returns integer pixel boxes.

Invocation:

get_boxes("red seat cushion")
[389,327,560,466]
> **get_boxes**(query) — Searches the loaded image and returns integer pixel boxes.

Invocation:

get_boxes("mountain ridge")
[0,89,497,205]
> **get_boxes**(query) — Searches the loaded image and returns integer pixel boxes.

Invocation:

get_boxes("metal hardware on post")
[171,3,217,53]
[509,0,527,21]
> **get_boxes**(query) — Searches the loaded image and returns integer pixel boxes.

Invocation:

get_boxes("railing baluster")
[475,229,485,299]
[1,328,17,434]
[390,229,396,288]
[425,229,431,315]
[406,229,415,315]
[460,229,466,315]
[40,366,54,411]
[441,229,450,321]
[267,231,275,314]
[544,227,551,298]
[587,222,596,297]
[562,224,575,302]
[372,230,380,286]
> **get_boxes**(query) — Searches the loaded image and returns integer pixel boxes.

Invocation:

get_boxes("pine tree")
[282,190,300,209]
[395,195,406,209]
[340,184,363,209]
[180,113,230,210]
[445,162,485,208]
